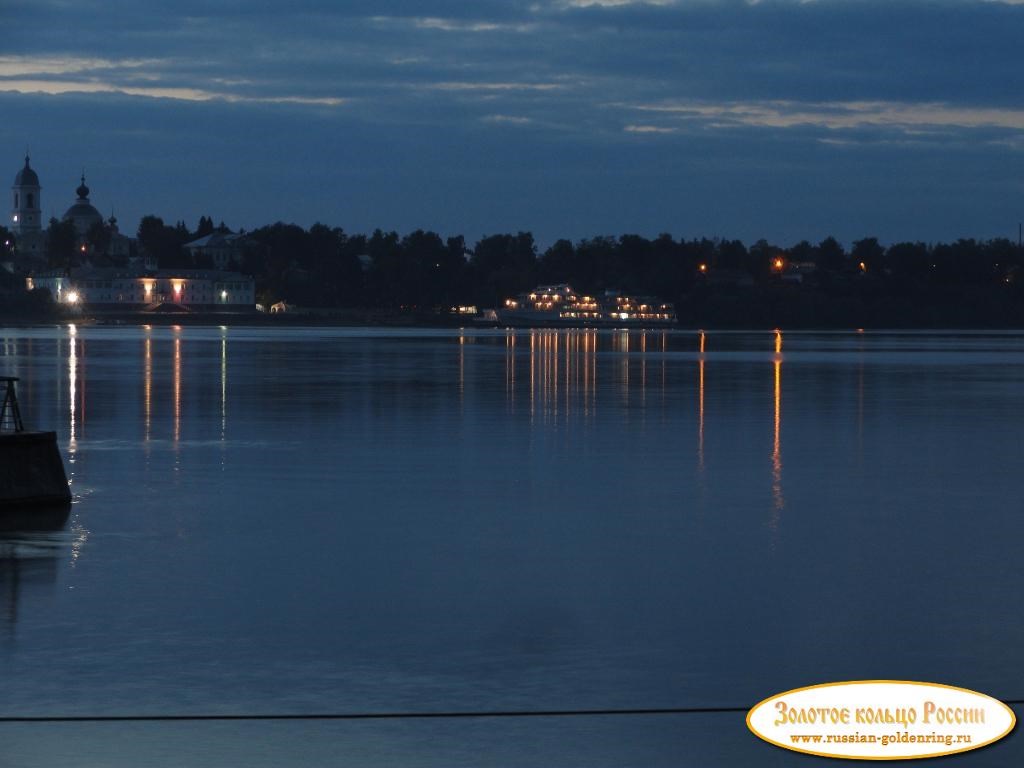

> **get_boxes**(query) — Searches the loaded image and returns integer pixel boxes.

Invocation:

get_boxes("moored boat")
[493,284,676,327]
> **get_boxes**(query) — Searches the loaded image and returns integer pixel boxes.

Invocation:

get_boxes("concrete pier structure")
[0,378,71,508]
[0,431,72,508]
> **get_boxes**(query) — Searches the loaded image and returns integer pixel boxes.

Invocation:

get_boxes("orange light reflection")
[698,331,705,474]
[771,331,784,525]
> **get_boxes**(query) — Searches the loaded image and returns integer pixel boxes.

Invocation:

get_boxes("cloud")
[2,0,1023,245]
[624,124,677,133]
[0,52,354,103]
[0,55,162,77]
[556,0,677,6]
[371,15,536,32]
[626,99,1024,132]
[428,81,567,92]
[5,1,1023,114]
[481,114,534,124]
[0,81,347,106]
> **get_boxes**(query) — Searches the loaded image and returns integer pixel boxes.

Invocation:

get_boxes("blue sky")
[2,0,1023,248]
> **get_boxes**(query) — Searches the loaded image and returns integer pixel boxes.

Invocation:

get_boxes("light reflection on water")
[1,325,1023,766]
[771,331,784,526]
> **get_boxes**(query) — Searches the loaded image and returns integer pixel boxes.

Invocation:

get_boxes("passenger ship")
[488,284,676,327]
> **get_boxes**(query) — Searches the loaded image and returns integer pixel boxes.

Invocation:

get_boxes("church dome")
[14,156,39,187]
[63,173,103,235]
[64,200,103,222]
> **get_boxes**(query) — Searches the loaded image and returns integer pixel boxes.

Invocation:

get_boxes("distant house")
[183,231,247,270]
[28,267,256,311]
[783,261,817,284]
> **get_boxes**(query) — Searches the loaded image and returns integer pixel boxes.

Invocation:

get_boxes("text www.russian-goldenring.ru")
[790,732,972,747]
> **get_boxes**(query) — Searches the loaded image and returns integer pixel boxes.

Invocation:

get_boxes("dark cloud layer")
[1,1,1022,246]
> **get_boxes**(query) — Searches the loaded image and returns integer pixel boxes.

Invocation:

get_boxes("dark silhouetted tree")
[815,237,846,274]
[85,220,111,258]
[45,218,77,269]
[471,232,537,304]
[137,215,190,268]
[195,216,215,238]
[851,237,884,274]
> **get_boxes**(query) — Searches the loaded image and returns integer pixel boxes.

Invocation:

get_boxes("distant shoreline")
[5,311,1024,333]
[0,308,467,329]
[6,293,1024,331]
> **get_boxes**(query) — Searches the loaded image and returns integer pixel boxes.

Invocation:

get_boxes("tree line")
[6,215,1024,326]
[122,218,1024,326]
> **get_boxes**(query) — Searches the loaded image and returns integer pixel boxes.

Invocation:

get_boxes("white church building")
[10,155,131,262]
[13,156,255,312]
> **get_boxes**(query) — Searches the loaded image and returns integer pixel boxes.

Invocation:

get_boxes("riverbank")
[5,283,1024,329]
[0,306,470,328]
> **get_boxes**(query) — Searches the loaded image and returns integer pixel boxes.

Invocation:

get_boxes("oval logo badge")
[747,680,1015,760]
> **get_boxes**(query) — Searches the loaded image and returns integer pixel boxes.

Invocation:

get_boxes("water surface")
[1,326,1021,766]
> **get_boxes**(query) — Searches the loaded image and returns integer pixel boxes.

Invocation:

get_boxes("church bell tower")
[11,155,42,235]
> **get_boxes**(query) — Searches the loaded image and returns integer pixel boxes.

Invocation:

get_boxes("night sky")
[2,0,1023,248]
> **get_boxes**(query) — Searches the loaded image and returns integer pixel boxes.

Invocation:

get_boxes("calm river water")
[1,325,1022,766]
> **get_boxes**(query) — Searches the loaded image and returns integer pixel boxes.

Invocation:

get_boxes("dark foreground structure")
[0,377,71,508]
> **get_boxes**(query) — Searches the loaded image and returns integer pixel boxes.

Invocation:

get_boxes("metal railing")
[0,377,24,433]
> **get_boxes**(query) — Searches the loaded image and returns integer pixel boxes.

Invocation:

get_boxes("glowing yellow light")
[144,282,153,294]
[859,261,867,272]
[12,214,18,223]
[773,258,784,271]
[173,282,183,295]
[698,263,708,273]
[65,290,80,304]
[80,244,87,253]
[221,290,228,300]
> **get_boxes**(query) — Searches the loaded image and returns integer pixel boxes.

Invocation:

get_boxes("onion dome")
[63,173,103,235]
[14,155,39,186]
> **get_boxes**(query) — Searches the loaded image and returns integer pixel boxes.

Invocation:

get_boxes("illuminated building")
[496,284,675,326]
[28,267,256,311]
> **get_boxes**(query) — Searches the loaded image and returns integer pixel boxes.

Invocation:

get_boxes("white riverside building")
[28,267,256,311]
